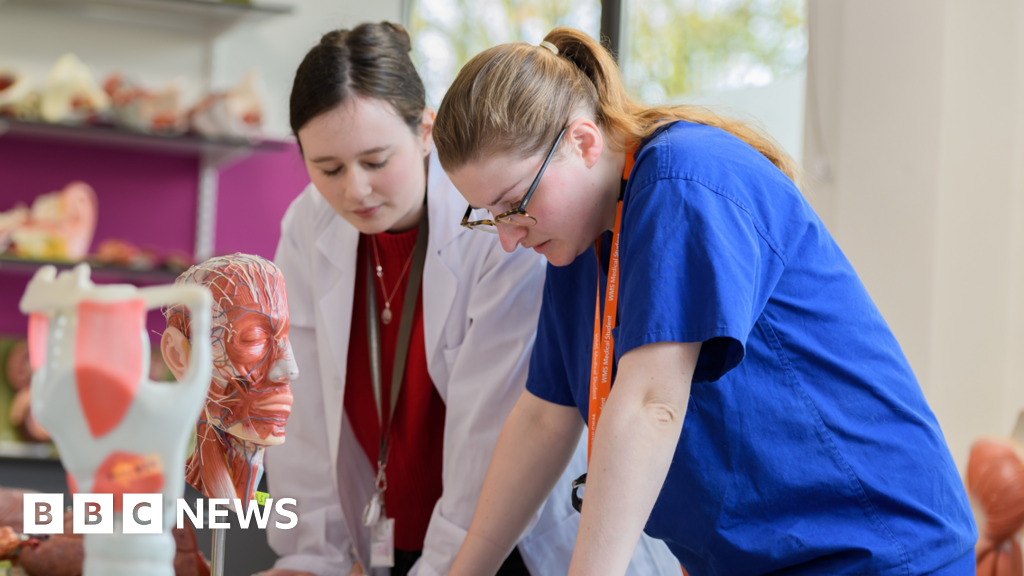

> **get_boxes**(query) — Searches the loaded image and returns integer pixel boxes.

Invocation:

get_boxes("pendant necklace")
[370,235,415,325]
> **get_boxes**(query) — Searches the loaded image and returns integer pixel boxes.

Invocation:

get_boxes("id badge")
[370,517,395,568]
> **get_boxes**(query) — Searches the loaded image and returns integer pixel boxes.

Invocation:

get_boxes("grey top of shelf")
[0,255,185,284]
[0,118,292,165]
[0,440,59,460]
[0,0,293,37]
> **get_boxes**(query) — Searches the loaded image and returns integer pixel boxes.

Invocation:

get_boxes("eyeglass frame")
[460,126,569,231]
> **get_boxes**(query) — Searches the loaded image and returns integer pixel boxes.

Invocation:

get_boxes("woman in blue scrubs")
[431,27,978,576]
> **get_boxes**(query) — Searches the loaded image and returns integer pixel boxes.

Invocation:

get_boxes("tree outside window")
[622,0,806,103]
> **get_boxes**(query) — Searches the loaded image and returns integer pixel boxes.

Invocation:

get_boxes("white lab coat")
[266,150,682,576]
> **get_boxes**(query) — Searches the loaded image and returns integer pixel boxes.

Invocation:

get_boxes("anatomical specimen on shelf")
[11,181,98,261]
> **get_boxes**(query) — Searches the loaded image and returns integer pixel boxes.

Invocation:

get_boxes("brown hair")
[434,27,799,183]
[290,22,425,137]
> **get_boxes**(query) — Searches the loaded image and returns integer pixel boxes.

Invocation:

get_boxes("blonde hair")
[434,27,800,184]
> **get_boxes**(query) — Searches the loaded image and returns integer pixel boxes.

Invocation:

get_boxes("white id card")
[370,517,395,567]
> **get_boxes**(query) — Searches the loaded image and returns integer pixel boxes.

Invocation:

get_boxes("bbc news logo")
[23,494,298,534]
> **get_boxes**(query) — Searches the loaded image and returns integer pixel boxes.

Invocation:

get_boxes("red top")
[344,226,447,551]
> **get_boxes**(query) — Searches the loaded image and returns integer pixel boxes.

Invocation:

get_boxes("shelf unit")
[0,0,293,37]
[0,118,293,263]
[0,0,295,462]
[0,0,296,261]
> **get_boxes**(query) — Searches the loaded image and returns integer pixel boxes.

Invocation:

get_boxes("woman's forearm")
[450,390,584,576]
[568,341,700,576]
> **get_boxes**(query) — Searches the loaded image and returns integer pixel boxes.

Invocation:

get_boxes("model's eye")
[238,328,267,345]
[364,159,388,170]
[323,165,343,177]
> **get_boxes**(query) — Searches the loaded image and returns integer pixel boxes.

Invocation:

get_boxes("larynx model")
[19,264,213,576]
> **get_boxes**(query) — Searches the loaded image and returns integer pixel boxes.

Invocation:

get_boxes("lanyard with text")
[361,208,429,567]
[572,150,634,513]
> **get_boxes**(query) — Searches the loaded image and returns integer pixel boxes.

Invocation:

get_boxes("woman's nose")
[344,167,372,202]
[497,224,527,253]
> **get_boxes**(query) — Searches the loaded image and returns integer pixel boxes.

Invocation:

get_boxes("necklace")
[370,234,415,325]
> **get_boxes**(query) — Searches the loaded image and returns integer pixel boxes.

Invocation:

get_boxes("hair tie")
[539,41,558,55]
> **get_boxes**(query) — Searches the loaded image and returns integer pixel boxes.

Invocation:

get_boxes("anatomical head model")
[162,253,297,507]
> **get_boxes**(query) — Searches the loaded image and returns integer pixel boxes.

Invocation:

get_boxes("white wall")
[677,73,806,164]
[0,0,405,138]
[214,0,405,137]
[0,6,211,104]
[803,0,1024,472]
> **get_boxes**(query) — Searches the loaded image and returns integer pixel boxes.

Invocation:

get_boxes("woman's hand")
[450,390,584,576]
[568,341,699,576]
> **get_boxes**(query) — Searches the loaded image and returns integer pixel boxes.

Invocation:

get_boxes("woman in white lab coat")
[260,22,681,576]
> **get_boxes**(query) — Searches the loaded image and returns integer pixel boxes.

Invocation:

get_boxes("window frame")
[600,0,623,61]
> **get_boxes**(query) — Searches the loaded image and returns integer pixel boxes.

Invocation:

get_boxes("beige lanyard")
[361,208,429,524]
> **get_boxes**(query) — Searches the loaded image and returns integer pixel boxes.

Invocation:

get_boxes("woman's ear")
[160,326,191,382]
[419,107,436,157]
[567,118,604,169]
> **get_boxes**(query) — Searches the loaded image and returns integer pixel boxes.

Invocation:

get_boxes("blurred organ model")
[3,181,98,261]
[104,74,187,134]
[6,339,50,442]
[968,434,1024,576]
[40,53,110,124]
[0,68,38,119]
[188,71,265,139]
[162,254,297,508]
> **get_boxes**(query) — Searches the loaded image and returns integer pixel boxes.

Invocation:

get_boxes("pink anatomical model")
[12,181,98,262]
[162,254,297,508]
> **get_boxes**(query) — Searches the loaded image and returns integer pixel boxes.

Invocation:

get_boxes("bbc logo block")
[22,493,298,534]
[23,493,64,534]
[123,493,163,534]
[72,493,113,534]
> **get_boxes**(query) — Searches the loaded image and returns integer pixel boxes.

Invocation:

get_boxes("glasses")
[461,127,568,234]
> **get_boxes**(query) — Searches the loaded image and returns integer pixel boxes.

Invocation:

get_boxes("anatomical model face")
[162,254,297,502]
[165,254,296,444]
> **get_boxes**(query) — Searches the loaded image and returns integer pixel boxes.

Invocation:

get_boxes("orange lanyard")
[587,151,635,464]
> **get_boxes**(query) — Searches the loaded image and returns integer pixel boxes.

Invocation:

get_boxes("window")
[620,0,807,159]
[408,0,601,107]
[407,0,807,159]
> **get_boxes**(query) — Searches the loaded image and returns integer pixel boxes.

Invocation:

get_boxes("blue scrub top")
[526,121,976,575]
